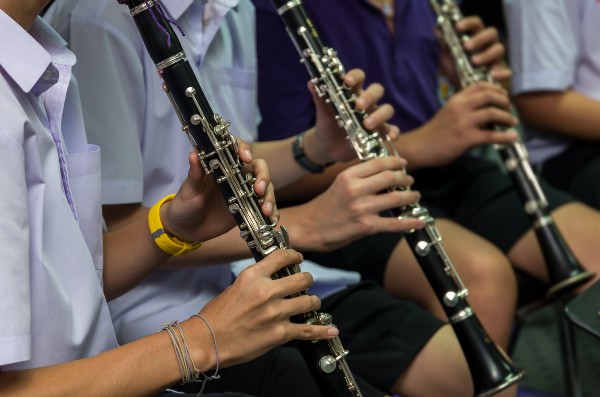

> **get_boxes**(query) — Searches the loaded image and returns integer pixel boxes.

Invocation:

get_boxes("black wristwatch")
[292,132,334,173]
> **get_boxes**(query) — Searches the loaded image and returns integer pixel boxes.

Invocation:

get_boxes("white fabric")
[0,12,117,369]
[45,0,360,343]
[504,0,600,163]
[231,259,361,298]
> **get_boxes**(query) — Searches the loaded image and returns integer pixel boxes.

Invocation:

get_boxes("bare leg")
[389,325,517,397]
[383,218,517,348]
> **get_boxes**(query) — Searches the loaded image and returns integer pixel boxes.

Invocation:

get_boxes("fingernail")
[327,328,339,337]
[265,201,273,213]
[244,149,253,161]
[258,180,267,193]
[345,74,356,85]
[471,55,480,64]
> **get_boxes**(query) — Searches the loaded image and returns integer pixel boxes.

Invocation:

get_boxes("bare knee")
[390,325,473,397]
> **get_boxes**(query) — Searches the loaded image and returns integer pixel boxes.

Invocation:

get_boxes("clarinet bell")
[453,317,526,396]
[536,225,595,299]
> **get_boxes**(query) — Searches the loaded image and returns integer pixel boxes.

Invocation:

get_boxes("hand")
[417,82,519,167]
[305,68,400,165]
[193,249,339,367]
[162,139,278,243]
[439,16,511,86]
[296,156,425,252]
[459,16,511,84]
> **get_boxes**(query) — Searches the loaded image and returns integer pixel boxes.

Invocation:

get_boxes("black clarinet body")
[119,1,363,396]
[429,0,594,298]
[272,0,524,395]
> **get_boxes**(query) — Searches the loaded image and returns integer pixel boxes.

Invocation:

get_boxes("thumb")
[308,81,335,120]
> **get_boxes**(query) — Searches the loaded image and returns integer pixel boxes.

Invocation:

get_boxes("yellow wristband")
[148,194,203,256]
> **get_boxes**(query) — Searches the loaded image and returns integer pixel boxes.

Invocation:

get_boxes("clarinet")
[272,1,524,395]
[429,0,594,298]
[118,1,362,396]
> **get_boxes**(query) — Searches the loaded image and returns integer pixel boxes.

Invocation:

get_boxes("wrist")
[148,195,203,256]
[181,317,215,374]
[280,204,326,252]
[293,129,335,173]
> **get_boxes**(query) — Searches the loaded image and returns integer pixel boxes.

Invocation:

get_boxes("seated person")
[0,2,336,396]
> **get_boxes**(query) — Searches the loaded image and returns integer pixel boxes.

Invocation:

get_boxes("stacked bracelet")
[148,194,203,256]
[163,321,202,384]
[292,131,335,173]
[191,314,221,394]
[161,315,221,393]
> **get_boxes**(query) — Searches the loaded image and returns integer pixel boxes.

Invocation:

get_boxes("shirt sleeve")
[0,130,31,367]
[66,13,146,205]
[504,0,577,95]
[254,0,318,141]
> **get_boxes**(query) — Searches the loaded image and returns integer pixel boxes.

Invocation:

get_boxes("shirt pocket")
[65,144,103,275]
[199,63,259,143]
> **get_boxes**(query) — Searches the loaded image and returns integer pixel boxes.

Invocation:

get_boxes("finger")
[471,43,505,68]
[359,190,422,215]
[384,124,401,141]
[309,80,338,122]
[273,271,315,298]
[281,294,322,318]
[343,156,407,179]
[343,68,366,90]
[464,26,499,53]
[186,151,205,180]
[287,323,340,341]
[363,103,395,131]
[261,182,278,220]
[456,16,484,35]
[355,82,385,111]
[250,159,271,197]
[470,107,518,129]
[373,215,427,233]
[237,138,253,164]
[490,66,512,84]
[461,81,506,97]
[464,88,511,111]
[356,169,415,196]
[478,129,521,145]
[256,249,304,277]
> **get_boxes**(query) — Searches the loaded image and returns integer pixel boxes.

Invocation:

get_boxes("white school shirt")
[504,0,600,164]
[45,0,358,343]
[0,12,117,369]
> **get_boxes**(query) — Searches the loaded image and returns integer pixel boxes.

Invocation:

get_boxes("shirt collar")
[162,0,239,20]
[161,0,196,20]
[0,11,74,94]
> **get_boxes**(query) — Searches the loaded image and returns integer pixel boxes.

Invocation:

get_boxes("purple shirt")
[254,0,441,141]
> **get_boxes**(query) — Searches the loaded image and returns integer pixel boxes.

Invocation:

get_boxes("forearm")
[102,209,253,296]
[515,90,600,140]
[168,228,253,266]
[251,127,339,190]
[0,320,209,397]
[275,162,350,204]
[176,205,325,259]
[251,136,309,188]
[392,127,438,171]
[102,209,171,300]
[275,204,323,252]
